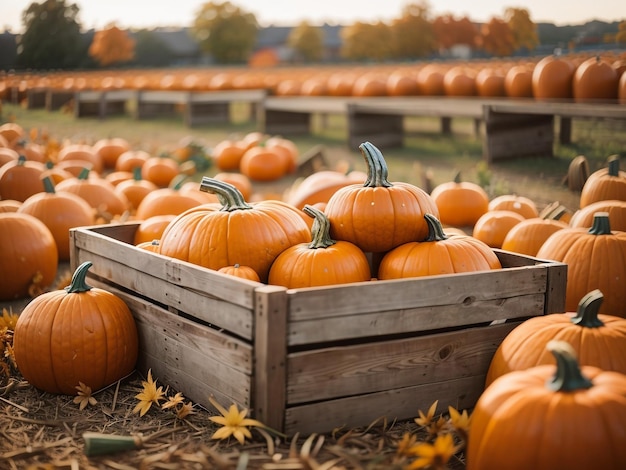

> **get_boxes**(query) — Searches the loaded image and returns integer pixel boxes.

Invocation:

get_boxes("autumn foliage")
[89,25,135,66]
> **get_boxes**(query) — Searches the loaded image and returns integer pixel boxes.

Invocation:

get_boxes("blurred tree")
[432,14,478,50]
[89,25,135,67]
[16,0,84,69]
[288,21,324,62]
[389,1,436,59]
[505,7,539,51]
[616,21,626,43]
[340,21,392,61]
[132,30,175,67]
[191,1,258,64]
[478,17,516,56]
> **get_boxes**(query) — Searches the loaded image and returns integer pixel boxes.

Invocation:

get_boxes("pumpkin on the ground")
[500,215,568,257]
[569,199,626,231]
[487,194,538,219]
[92,137,131,169]
[134,175,202,220]
[430,171,489,227]
[13,261,138,395]
[579,155,626,207]
[0,155,46,202]
[114,167,159,212]
[472,210,525,249]
[141,153,180,188]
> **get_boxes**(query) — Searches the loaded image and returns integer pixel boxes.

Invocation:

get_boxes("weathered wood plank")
[287,322,518,403]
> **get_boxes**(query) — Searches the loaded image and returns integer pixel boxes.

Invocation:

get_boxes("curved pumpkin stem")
[545,340,593,392]
[359,142,392,188]
[78,167,91,180]
[132,166,142,181]
[588,212,611,235]
[303,204,337,249]
[453,171,462,184]
[42,175,56,194]
[168,174,187,190]
[571,289,605,328]
[607,155,620,177]
[424,213,449,242]
[65,261,94,293]
[199,177,253,212]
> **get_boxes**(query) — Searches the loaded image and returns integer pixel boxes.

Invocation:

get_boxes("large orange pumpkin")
[158,177,311,282]
[531,54,576,99]
[13,261,138,395]
[467,340,626,470]
[486,289,626,387]
[572,55,619,102]
[579,155,626,208]
[501,216,569,256]
[430,171,489,227]
[324,141,439,253]
[536,212,626,315]
[0,212,58,300]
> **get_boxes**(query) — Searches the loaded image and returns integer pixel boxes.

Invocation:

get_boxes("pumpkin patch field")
[1,93,626,469]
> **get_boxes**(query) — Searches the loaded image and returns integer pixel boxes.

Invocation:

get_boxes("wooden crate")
[69,223,566,436]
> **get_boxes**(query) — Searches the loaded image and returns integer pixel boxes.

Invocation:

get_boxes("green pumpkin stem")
[17,155,27,165]
[78,167,91,180]
[424,213,449,242]
[169,174,187,190]
[42,175,56,194]
[303,204,337,249]
[571,289,605,328]
[607,155,620,177]
[65,261,94,293]
[453,171,462,184]
[132,166,142,181]
[200,177,253,212]
[546,340,593,392]
[588,212,611,235]
[359,142,392,188]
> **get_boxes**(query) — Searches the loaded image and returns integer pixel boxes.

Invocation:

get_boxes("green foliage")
[288,21,324,62]
[16,0,85,69]
[131,30,175,67]
[390,2,437,59]
[191,1,258,64]
[505,8,539,51]
[340,21,393,61]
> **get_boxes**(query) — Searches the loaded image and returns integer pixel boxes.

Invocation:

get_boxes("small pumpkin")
[56,143,103,174]
[536,212,626,315]
[569,199,626,231]
[579,155,626,208]
[114,149,150,173]
[467,340,626,470]
[134,175,202,220]
[13,261,139,395]
[430,171,489,227]
[239,145,289,182]
[0,155,46,202]
[114,166,159,212]
[268,204,371,288]
[136,239,161,252]
[212,139,247,172]
[134,214,177,245]
[472,210,526,249]
[500,215,569,257]
[218,263,261,282]
[141,153,180,188]
[324,141,439,253]
[487,194,539,219]
[378,213,501,279]
[486,289,626,387]
[92,137,131,169]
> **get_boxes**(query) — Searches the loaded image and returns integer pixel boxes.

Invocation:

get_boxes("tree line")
[8,0,626,70]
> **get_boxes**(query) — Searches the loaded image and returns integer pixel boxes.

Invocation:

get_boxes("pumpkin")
[158,177,310,283]
[0,199,22,213]
[212,139,247,171]
[104,170,134,187]
[378,213,501,279]
[213,172,253,201]
[430,171,489,227]
[467,340,626,470]
[114,149,150,172]
[141,153,180,187]
[501,215,569,256]
[218,264,261,282]
[18,176,95,261]
[0,155,46,202]
[0,212,58,300]
[136,239,161,252]
[352,73,387,97]
[531,54,576,99]
[443,66,477,96]
[239,145,289,182]
[472,210,526,249]
[134,175,202,220]
[572,55,619,102]
[386,71,420,96]
[0,146,19,167]
[114,166,159,212]
[265,136,299,174]
[285,167,367,210]
[416,65,445,96]
[324,141,439,253]
[536,212,626,315]
[579,155,626,208]
[0,122,25,147]
[503,64,533,98]
[486,289,626,387]
[92,137,131,169]
[134,214,176,245]
[268,204,371,288]
[475,67,506,97]
[569,199,626,231]
[56,143,103,174]
[487,194,539,219]
[13,261,138,395]
[55,167,130,219]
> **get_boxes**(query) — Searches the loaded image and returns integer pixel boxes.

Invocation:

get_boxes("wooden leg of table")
[559,117,572,145]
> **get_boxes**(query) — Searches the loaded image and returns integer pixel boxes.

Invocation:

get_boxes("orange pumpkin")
[430,171,489,227]
[92,137,131,169]
[579,155,626,208]
[239,145,289,182]
[114,167,159,212]
[13,261,138,395]
[504,64,534,98]
[531,54,576,99]
[265,136,299,174]
[572,55,619,102]
[136,239,161,252]
[487,194,539,219]
[475,68,506,97]
[134,176,202,220]
[141,154,180,187]
[134,214,176,245]
[218,264,261,282]
[212,139,247,172]
[324,142,439,253]
[0,155,46,202]
[443,66,477,97]
[472,210,526,249]
[56,143,103,174]
[0,146,19,167]
[114,149,150,172]
[501,216,569,257]
[0,122,25,147]
[569,199,626,231]
[212,172,253,201]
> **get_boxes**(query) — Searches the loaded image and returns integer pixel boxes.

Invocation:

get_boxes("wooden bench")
[261,96,351,135]
[74,89,136,119]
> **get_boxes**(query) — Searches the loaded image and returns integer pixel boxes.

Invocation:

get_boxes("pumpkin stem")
[168,174,187,190]
[17,155,27,166]
[607,155,620,177]
[424,213,449,242]
[545,340,593,392]
[42,175,56,194]
[199,177,253,212]
[65,261,94,293]
[132,166,142,181]
[359,142,392,188]
[453,171,462,184]
[588,212,611,235]
[303,204,337,249]
[78,167,91,180]
[571,289,605,328]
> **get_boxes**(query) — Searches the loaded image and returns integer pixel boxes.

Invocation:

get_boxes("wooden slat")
[284,375,484,436]
[287,321,518,404]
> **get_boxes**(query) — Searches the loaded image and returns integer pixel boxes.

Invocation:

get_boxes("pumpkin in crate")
[378,213,501,280]
[268,204,371,288]
[467,340,626,470]
[500,215,569,257]
[0,212,58,300]
[218,264,261,282]
[324,141,439,253]
[536,212,626,315]
[579,155,626,207]
[18,176,95,261]
[136,239,160,252]
[472,210,526,249]
[134,214,176,245]
[487,194,539,219]
[13,261,138,395]
[486,289,626,387]
[569,199,626,231]
[430,171,489,227]
[159,177,310,283]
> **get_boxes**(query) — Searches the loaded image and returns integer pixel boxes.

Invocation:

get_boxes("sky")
[2,0,626,33]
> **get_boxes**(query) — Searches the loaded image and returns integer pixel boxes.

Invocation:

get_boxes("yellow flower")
[176,401,195,420]
[0,308,19,330]
[396,432,419,457]
[133,369,165,417]
[73,382,97,410]
[447,406,471,442]
[406,433,460,470]
[414,400,438,428]
[162,392,185,410]
[208,396,265,445]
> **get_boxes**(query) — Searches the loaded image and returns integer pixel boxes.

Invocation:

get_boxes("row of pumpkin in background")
[4,52,626,103]
[1,120,625,316]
